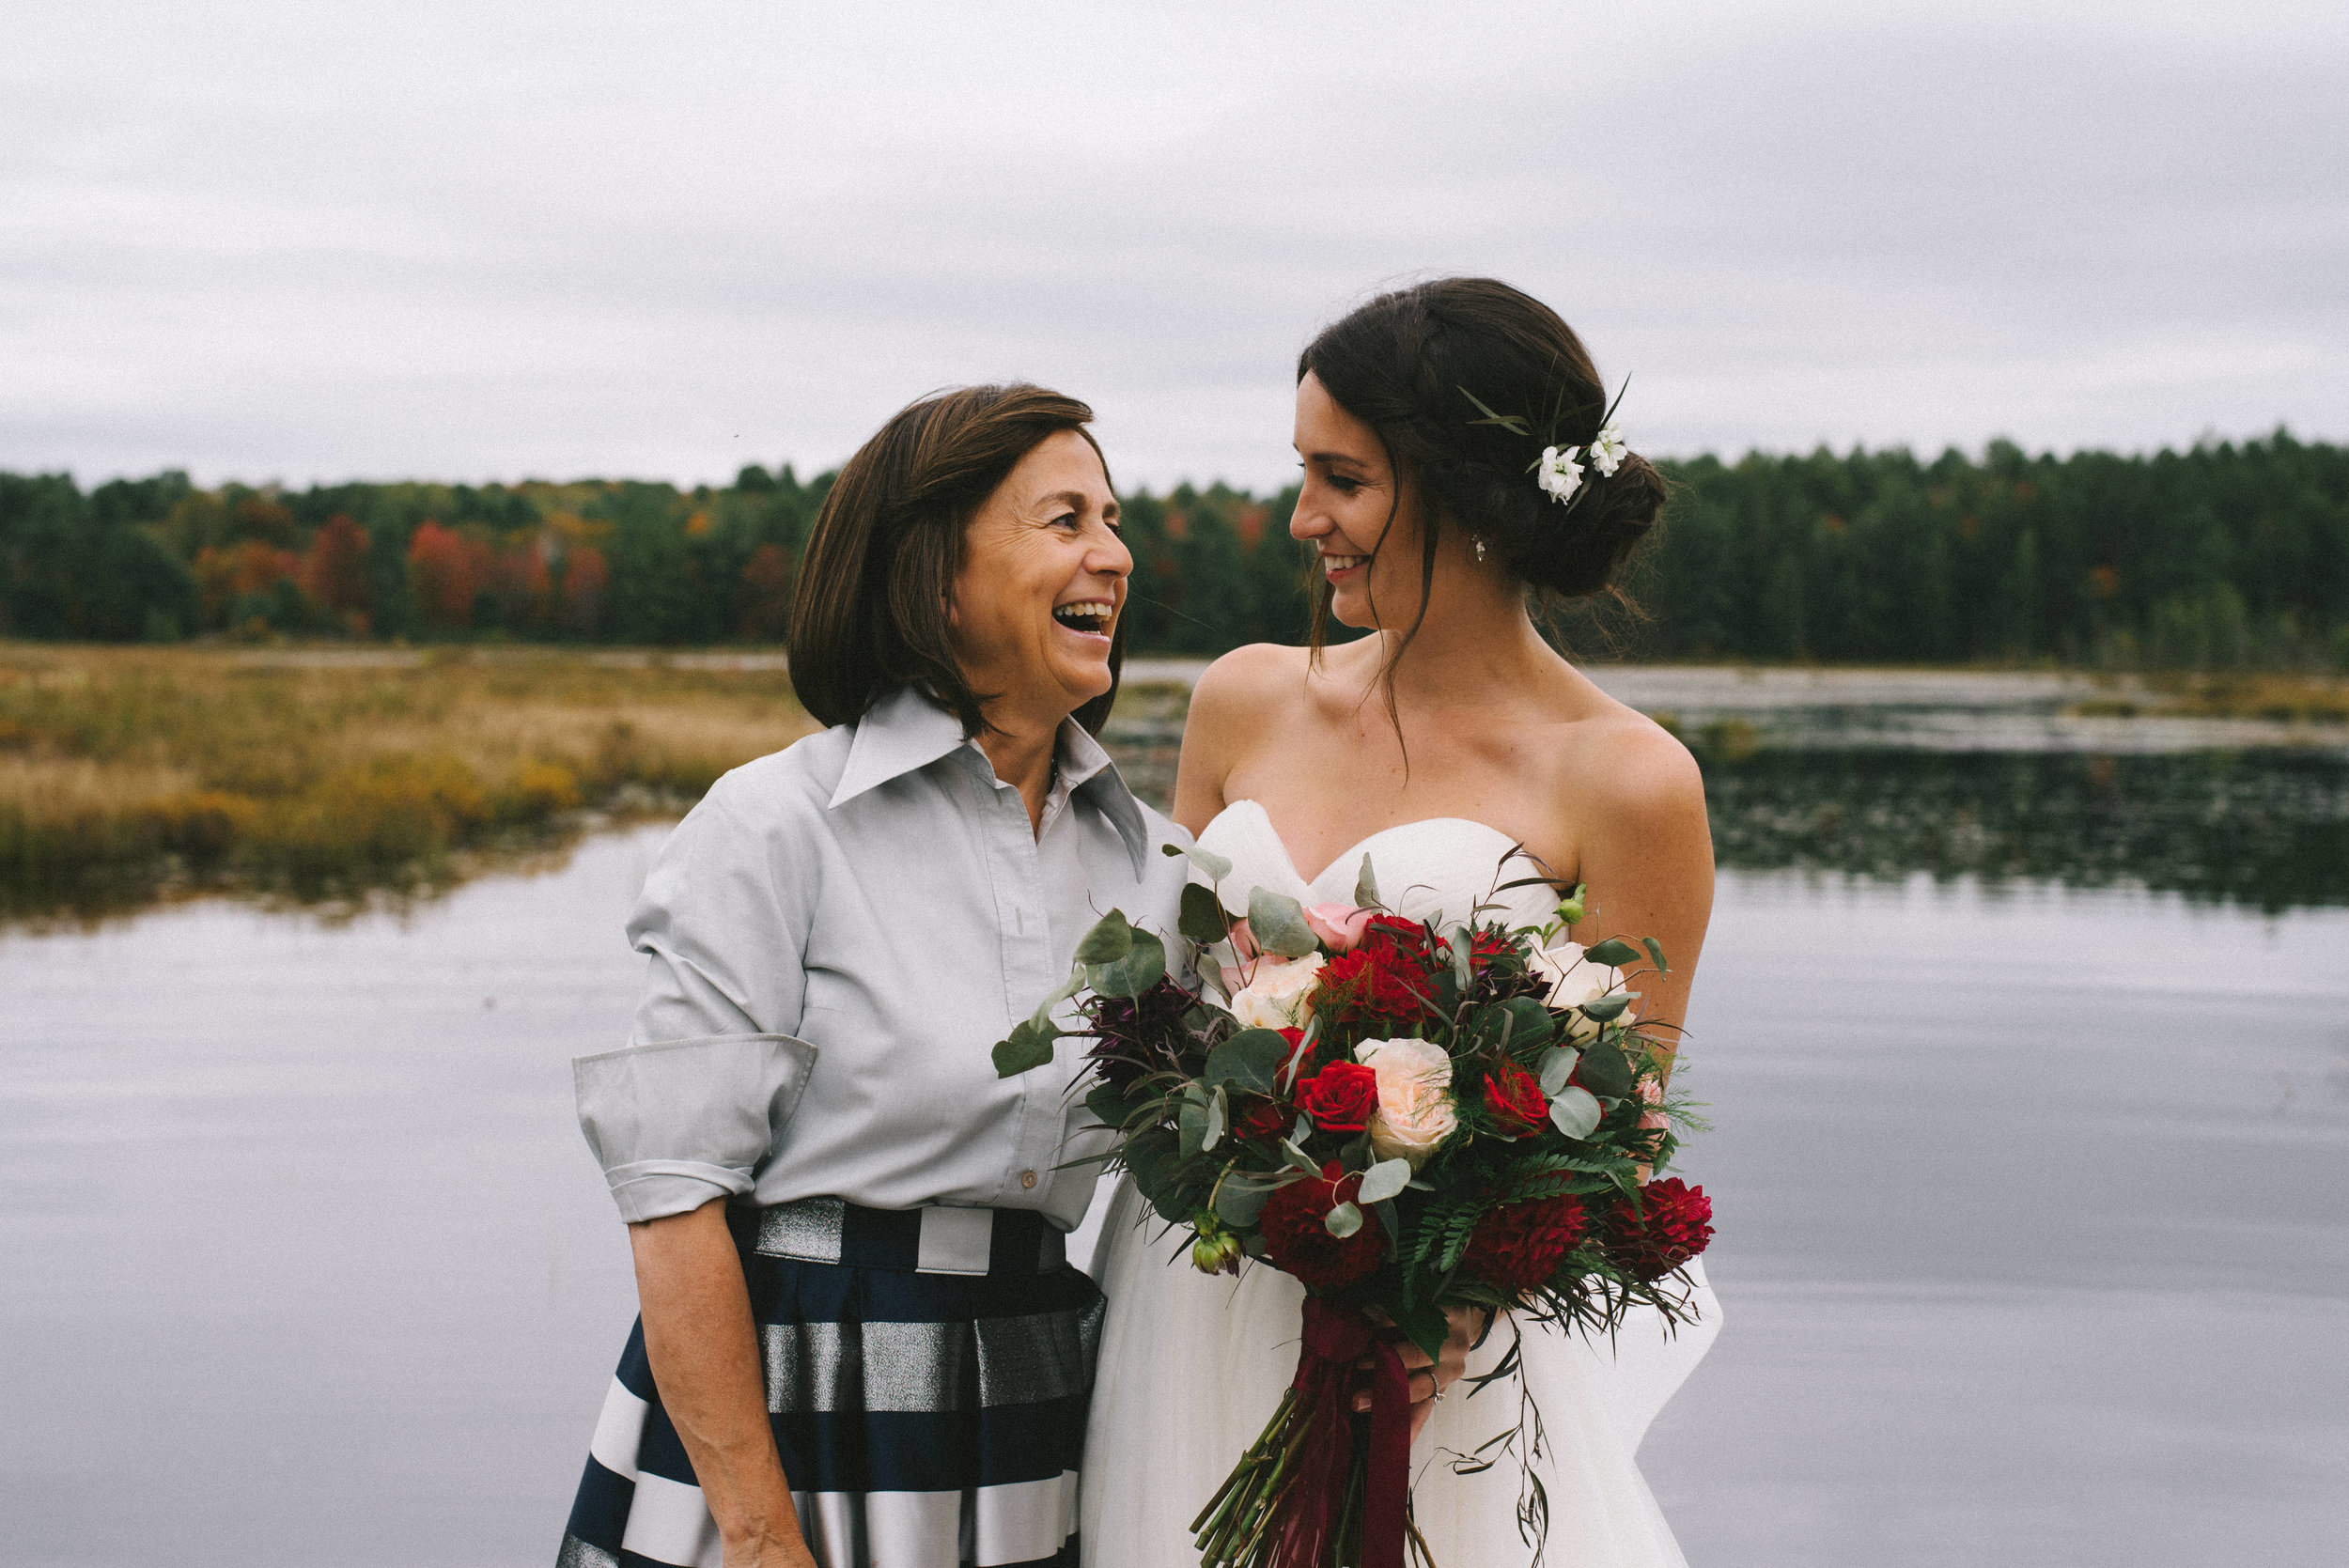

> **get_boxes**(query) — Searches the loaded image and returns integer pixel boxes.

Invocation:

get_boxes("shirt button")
[1019,1170,1038,1189]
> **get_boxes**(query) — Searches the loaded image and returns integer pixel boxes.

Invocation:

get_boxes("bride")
[1083,277,1721,1566]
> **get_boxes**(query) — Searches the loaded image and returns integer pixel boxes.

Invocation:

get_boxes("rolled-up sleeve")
[575,780,821,1222]
[575,1033,817,1221]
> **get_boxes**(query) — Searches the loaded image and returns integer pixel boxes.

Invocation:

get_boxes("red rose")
[1235,1095,1291,1142]
[1295,1060,1379,1132]
[1483,1059,1548,1138]
[1604,1178,1714,1282]
[1462,1194,1589,1296]
[1317,943,1434,1032]
[1259,1161,1384,1290]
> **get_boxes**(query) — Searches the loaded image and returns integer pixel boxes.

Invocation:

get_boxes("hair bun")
[1502,451,1665,598]
[1299,277,1663,604]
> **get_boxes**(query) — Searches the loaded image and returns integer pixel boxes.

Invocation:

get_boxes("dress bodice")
[1196,799,1561,932]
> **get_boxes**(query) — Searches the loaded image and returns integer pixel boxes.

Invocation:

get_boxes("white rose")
[1529,942,1637,1043]
[1355,1037,1457,1168]
[1228,954,1325,1031]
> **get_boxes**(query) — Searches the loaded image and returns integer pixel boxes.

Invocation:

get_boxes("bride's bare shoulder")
[1185,643,1316,733]
[1544,681,1707,833]
[1171,644,1322,831]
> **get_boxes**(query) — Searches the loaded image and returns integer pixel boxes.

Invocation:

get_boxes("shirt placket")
[975,760,1066,1205]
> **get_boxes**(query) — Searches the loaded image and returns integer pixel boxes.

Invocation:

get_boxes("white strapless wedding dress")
[1081,800,1719,1568]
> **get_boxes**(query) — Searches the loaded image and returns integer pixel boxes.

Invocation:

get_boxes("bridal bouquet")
[992,844,1713,1568]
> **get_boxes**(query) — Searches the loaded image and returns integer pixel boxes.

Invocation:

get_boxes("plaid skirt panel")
[559,1199,1101,1568]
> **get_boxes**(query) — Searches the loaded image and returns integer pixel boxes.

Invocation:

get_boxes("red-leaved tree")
[560,545,609,639]
[299,514,373,630]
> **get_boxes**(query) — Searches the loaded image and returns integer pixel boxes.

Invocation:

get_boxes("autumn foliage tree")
[406,520,488,629]
[298,514,372,630]
[8,436,2345,666]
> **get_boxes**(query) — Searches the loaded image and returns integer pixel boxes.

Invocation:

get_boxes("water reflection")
[1702,749,2349,911]
[4,832,2342,1567]
[1096,691,2349,913]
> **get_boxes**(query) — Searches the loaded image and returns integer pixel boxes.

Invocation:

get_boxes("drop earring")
[1473,536,1487,564]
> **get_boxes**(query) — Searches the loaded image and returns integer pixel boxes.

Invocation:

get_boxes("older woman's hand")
[1356,1304,1488,1442]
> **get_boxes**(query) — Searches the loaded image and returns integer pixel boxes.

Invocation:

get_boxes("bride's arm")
[1562,723,1715,1075]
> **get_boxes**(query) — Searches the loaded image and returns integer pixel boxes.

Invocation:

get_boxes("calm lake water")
[6,672,2348,1566]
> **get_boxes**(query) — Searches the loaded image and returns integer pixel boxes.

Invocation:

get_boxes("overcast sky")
[5,1,2345,492]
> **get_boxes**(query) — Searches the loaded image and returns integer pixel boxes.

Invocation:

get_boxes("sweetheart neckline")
[1208,798,1526,892]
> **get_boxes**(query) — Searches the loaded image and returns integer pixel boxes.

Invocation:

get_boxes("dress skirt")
[560,1197,1104,1568]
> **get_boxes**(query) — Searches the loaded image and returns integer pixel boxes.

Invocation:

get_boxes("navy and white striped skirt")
[559,1197,1102,1568]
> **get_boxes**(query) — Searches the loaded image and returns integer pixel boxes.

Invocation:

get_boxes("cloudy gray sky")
[5,0,2345,491]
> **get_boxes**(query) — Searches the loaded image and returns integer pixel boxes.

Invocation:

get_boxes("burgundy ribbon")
[1273,1298,1411,1568]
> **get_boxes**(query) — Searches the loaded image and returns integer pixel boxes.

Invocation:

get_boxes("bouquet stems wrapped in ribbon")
[994,844,1714,1568]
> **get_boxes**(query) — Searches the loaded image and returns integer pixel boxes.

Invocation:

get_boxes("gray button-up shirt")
[574,685,1189,1228]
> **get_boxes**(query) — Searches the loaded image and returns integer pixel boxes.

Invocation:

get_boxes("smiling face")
[949,427,1130,728]
[1291,370,1450,630]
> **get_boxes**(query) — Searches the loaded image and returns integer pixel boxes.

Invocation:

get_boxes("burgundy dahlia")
[1461,1194,1589,1296]
[1605,1178,1714,1281]
[1259,1162,1384,1290]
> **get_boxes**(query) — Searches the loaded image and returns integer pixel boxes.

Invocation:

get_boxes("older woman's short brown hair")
[787,383,1122,737]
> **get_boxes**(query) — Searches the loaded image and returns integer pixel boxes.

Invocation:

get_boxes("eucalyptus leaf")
[1548,1085,1603,1140]
[1504,997,1556,1051]
[1203,1086,1226,1152]
[1353,852,1381,911]
[1371,1196,1400,1247]
[1280,1138,1320,1176]
[1641,936,1670,975]
[1246,888,1319,958]
[1537,1046,1582,1097]
[1087,926,1168,999]
[1580,992,1634,1024]
[1583,938,1641,970]
[1205,1029,1293,1094]
[1214,1173,1277,1228]
[1083,1082,1136,1129]
[1355,1157,1412,1204]
[1072,909,1134,965]
[1177,1085,1211,1157]
[1178,882,1233,945]
[1027,971,1085,1034]
[1284,1019,1318,1092]
[1577,1042,1634,1100]
[1291,1113,1313,1146]
[1161,840,1235,884]
[1323,1201,1362,1239]
[990,1019,1056,1078]
[1126,1126,1180,1201]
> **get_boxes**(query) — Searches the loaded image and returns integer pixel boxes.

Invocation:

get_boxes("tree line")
[3,431,2344,668]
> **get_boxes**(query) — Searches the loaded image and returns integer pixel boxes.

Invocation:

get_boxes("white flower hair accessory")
[1537,444,1585,505]
[1589,426,1628,477]
[1459,378,1632,510]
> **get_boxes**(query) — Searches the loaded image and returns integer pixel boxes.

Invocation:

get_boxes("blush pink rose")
[1302,903,1377,953]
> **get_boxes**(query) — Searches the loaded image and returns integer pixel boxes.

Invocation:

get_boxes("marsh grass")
[2068,672,2349,723]
[0,644,818,917]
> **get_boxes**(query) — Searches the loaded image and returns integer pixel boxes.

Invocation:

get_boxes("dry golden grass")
[0,644,817,914]
[2070,673,2349,723]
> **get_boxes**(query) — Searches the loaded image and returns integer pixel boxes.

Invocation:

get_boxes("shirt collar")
[828,686,970,808]
[828,686,1152,877]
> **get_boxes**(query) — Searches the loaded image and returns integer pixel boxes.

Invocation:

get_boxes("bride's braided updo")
[1299,277,1665,603]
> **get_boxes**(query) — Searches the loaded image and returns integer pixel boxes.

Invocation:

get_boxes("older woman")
[558,384,1188,1568]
